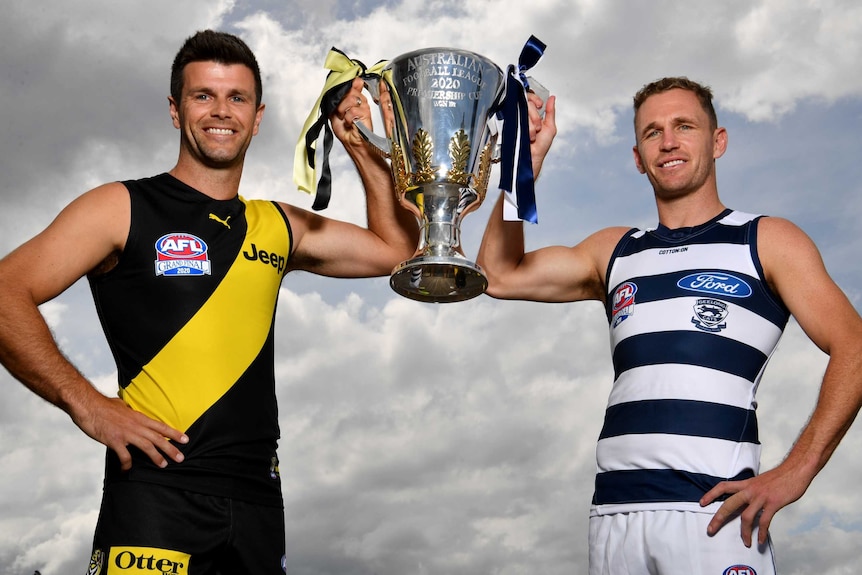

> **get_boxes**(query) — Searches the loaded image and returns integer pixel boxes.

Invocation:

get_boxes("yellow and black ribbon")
[294,47,388,210]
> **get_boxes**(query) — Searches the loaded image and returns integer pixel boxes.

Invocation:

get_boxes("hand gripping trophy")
[297,38,547,303]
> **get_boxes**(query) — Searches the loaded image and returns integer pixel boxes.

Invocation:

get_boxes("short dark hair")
[170,30,263,106]
[633,76,717,131]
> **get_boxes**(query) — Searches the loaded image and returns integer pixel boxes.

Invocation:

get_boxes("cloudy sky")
[2,0,862,573]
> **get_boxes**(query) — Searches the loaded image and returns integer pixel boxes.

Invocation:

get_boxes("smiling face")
[632,88,727,202]
[168,60,264,170]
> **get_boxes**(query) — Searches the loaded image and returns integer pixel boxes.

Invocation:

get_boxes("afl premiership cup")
[356,48,506,303]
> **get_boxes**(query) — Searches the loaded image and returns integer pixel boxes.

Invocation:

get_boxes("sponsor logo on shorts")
[154,233,211,277]
[86,548,105,575]
[611,282,637,327]
[106,546,189,574]
[723,566,757,575]
[677,272,752,298]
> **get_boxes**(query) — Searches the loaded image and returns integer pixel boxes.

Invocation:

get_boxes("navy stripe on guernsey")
[594,469,755,506]
[592,209,789,514]
[599,399,759,444]
[612,331,768,382]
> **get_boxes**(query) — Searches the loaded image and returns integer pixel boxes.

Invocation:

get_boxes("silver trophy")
[356,48,506,303]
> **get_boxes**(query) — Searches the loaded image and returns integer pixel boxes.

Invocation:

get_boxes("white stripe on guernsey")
[611,296,784,353]
[718,211,759,226]
[609,242,758,285]
[607,364,756,410]
[596,434,761,477]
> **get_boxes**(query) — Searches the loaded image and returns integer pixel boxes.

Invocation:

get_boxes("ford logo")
[677,272,752,298]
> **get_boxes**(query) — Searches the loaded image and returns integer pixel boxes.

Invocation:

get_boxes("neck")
[168,157,244,200]
[654,188,726,229]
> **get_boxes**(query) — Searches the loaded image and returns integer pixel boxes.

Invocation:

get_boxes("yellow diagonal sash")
[121,200,287,432]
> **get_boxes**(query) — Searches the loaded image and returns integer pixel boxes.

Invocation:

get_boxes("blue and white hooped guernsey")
[592,209,790,516]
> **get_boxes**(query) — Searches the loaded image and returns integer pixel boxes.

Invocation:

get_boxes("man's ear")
[713,127,728,160]
[168,96,180,129]
[632,145,646,174]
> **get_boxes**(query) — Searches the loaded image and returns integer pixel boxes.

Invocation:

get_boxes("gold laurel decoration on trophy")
[473,141,495,202]
[390,141,410,196]
[412,129,436,184]
[447,129,472,185]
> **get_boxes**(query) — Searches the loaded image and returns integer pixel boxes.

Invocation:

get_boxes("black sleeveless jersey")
[89,173,291,506]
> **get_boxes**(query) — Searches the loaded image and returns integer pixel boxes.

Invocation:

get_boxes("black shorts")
[87,481,285,575]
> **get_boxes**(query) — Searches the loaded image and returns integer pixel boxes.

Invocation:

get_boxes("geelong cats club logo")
[692,298,729,332]
[154,233,212,277]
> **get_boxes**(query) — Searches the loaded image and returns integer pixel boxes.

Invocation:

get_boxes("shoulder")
[585,225,637,261]
[54,182,130,231]
[756,216,825,292]
[756,216,818,258]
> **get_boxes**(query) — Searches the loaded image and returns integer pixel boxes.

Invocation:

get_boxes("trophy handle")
[353,118,390,158]
[352,75,392,157]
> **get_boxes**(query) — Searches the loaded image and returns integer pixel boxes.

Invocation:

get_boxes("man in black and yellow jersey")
[0,30,417,575]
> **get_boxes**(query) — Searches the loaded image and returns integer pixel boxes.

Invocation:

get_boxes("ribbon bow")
[294,48,388,210]
[497,35,547,224]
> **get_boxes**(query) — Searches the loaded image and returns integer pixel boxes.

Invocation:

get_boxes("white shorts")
[589,510,776,575]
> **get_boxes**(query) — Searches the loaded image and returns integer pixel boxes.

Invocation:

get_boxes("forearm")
[779,347,862,480]
[0,289,103,418]
[347,142,418,261]
[476,192,527,297]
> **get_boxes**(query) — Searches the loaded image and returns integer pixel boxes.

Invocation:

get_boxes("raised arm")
[476,93,625,303]
[702,216,862,546]
[0,183,188,470]
[284,77,418,278]
[477,193,626,303]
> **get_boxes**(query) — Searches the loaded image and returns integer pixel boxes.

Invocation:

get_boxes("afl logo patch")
[723,566,757,575]
[611,282,637,327]
[677,272,752,298]
[154,233,212,277]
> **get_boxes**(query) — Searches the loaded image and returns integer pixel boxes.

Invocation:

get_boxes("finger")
[114,444,134,472]
[757,509,775,546]
[700,483,727,506]
[543,95,557,126]
[739,510,755,547]
[337,92,363,119]
[706,494,746,536]
[133,437,171,469]
[700,476,745,506]
[526,91,544,110]
[151,419,189,445]
[145,420,188,463]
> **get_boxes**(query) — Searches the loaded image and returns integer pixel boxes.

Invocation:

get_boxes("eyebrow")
[639,115,701,138]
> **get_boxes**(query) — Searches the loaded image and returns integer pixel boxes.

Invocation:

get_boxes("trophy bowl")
[356,47,505,303]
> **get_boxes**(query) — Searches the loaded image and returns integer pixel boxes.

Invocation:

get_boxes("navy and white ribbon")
[497,35,547,223]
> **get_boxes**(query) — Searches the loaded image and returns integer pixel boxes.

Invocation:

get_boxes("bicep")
[284,204,404,278]
[760,218,862,354]
[0,183,129,304]
[486,228,623,303]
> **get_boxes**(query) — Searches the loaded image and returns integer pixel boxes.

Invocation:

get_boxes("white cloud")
[2,1,862,573]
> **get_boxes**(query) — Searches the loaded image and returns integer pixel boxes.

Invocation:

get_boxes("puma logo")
[208,213,231,229]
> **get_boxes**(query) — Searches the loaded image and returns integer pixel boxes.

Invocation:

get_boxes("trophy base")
[390,256,488,303]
